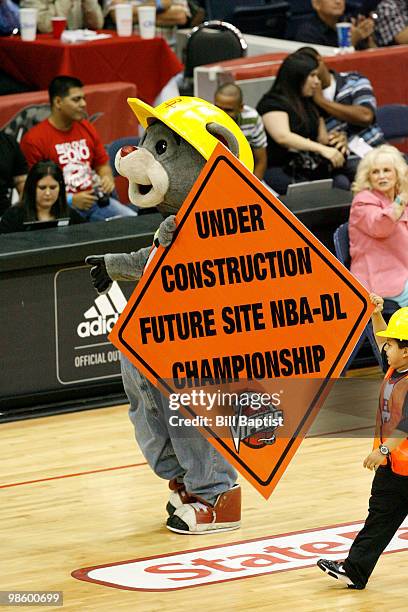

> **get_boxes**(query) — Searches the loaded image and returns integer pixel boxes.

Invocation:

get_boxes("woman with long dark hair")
[0,160,83,233]
[256,52,346,194]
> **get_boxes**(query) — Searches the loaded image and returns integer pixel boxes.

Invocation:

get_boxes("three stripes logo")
[77,283,127,338]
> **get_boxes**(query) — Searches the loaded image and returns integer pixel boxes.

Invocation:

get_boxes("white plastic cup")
[19,8,37,41]
[115,3,133,37]
[137,5,156,39]
[336,22,353,52]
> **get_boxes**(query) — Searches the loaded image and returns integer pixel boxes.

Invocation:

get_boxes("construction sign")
[109,143,373,498]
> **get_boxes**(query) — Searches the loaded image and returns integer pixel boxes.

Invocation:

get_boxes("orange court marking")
[0,462,147,489]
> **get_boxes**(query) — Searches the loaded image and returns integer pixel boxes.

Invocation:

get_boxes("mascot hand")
[85,255,113,294]
[154,215,176,248]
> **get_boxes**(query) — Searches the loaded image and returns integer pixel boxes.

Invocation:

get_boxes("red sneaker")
[166,484,241,534]
[166,479,195,516]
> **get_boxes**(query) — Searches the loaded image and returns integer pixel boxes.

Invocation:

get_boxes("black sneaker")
[317,559,364,589]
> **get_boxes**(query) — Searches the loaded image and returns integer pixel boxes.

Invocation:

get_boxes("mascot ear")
[206,122,239,158]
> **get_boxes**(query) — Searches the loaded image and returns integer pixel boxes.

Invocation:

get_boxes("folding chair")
[376,104,408,143]
[179,20,247,95]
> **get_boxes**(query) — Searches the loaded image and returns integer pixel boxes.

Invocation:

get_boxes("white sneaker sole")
[166,522,241,535]
[319,564,354,586]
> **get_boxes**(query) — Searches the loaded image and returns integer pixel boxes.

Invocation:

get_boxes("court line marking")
[308,425,373,437]
[0,461,147,489]
[1,425,373,490]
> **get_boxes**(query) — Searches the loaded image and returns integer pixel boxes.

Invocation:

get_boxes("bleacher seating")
[204,0,289,38]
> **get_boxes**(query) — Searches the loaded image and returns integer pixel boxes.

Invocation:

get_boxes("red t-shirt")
[21,119,109,193]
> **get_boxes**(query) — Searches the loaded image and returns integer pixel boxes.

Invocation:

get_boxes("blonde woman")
[350,145,408,306]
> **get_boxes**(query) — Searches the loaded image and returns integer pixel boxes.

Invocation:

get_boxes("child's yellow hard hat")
[376,307,408,341]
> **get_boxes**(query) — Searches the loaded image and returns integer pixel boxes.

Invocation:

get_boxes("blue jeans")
[78,197,137,222]
[121,355,237,503]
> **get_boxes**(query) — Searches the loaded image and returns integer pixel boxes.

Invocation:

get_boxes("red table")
[0,32,183,105]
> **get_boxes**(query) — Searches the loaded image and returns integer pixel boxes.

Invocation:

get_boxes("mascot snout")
[120,145,138,157]
[115,146,169,208]
[113,96,254,216]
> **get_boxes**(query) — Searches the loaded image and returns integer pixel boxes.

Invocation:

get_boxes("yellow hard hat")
[376,307,408,341]
[127,96,254,172]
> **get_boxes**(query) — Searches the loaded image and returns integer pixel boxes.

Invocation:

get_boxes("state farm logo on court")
[72,519,408,591]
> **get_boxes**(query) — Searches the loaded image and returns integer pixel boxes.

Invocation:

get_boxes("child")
[317,293,408,589]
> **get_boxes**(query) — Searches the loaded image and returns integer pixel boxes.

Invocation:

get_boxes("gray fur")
[207,122,239,158]
[102,120,240,279]
[155,214,176,246]
[140,122,206,215]
[105,246,152,281]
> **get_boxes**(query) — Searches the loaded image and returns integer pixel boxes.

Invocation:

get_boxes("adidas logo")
[77,282,127,338]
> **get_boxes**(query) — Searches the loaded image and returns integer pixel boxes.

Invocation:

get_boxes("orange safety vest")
[374,367,408,476]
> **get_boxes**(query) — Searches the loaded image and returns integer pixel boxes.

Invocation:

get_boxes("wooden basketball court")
[2,367,407,611]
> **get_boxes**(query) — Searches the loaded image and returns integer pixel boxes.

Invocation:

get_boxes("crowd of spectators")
[256,52,348,194]
[105,0,189,30]
[2,0,408,48]
[20,75,137,222]
[0,42,404,227]
[0,2,406,391]
[0,1,407,276]
[0,75,139,231]
[20,0,103,34]
[292,0,376,49]
[291,0,408,49]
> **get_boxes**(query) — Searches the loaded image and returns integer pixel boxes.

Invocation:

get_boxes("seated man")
[0,131,27,217]
[297,47,386,150]
[375,0,408,46]
[293,0,376,49]
[20,0,103,33]
[105,0,189,30]
[21,75,137,222]
[214,83,268,181]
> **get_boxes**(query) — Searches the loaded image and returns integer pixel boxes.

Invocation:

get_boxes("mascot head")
[115,96,254,216]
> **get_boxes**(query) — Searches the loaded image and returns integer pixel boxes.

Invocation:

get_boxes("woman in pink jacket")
[350,145,408,307]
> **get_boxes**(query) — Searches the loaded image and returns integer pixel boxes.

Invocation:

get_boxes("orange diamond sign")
[109,144,373,498]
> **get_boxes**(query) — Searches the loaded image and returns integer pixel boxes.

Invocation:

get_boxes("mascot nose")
[120,145,138,157]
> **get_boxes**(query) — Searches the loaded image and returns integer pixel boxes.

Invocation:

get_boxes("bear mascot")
[86,96,254,534]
